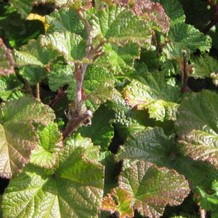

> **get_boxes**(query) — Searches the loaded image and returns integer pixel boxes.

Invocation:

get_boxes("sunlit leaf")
[102,160,190,217]
[2,134,104,218]
[0,96,55,178]
[0,38,15,75]
[123,72,181,121]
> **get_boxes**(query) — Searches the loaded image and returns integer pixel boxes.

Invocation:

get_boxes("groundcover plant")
[0,0,218,217]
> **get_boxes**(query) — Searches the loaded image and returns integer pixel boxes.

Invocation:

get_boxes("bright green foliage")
[30,122,62,169]
[40,32,86,63]
[198,180,218,217]
[0,96,55,178]
[1,0,218,217]
[90,5,152,46]
[123,72,181,121]
[2,135,104,218]
[176,90,218,168]
[102,160,190,217]
[46,8,87,37]
[14,36,59,67]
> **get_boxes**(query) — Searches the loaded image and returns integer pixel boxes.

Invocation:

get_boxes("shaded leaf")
[2,134,104,218]
[192,55,218,79]
[9,0,32,18]
[0,74,23,101]
[0,96,55,178]
[117,127,176,167]
[123,73,181,121]
[175,90,218,168]
[79,105,114,150]
[102,160,190,218]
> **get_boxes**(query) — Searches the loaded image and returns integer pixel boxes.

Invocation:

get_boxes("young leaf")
[117,127,176,167]
[30,122,63,169]
[123,72,181,121]
[102,160,190,217]
[46,8,87,38]
[2,135,104,218]
[175,90,218,168]
[0,96,55,178]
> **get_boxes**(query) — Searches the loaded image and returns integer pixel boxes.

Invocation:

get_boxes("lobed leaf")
[0,96,55,178]
[102,160,190,218]
[2,134,104,218]
[175,90,218,168]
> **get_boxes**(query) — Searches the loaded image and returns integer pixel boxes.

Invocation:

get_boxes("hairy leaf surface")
[102,160,190,217]
[0,96,55,178]
[117,127,176,167]
[2,135,104,218]
[176,90,218,168]
[123,73,181,121]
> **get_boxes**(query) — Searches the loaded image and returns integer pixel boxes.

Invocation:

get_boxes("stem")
[199,207,206,218]
[181,50,190,93]
[63,110,92,140]
[49,88,67,108]
[36,83,40,101]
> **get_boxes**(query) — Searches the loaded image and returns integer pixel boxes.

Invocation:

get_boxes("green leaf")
[79,105,114,150]
[30,122,63,169]
[117,127,176,167]
[9,0,32,18]
[192,55,218,79]
[90,5,152,46]
[14,35,59,67]
[40,31,86,63]
[0,38,15,75]
[48,63,75,98]
[156,0,185,24]
[102,160,190,217]
[123,73,181,121]
[0,74,23,101]
[0,96,55,178]
[175,90,218,168]
[167,22,212,54]
[100,43,140,74]
[2,134,104,218]
[19,66,47,85]
[46,8,87,37]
